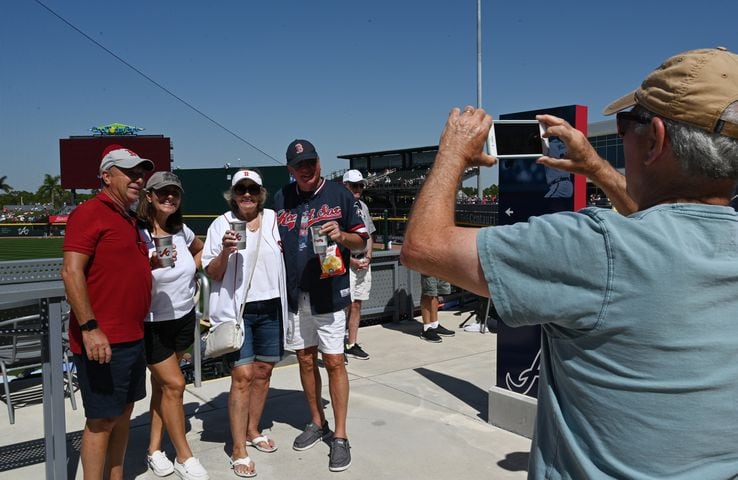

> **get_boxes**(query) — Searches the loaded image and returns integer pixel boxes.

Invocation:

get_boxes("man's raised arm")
[401,106,496,297]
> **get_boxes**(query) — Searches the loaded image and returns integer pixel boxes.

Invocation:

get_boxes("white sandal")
[246,435,278,453]
[230,456,256,478]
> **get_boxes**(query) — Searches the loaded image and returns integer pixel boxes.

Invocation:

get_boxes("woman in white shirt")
[202,169,287,478]
[137,171,208,479]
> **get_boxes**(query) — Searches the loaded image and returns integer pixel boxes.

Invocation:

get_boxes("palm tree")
[37,174,66,207]
[0,176,12,193]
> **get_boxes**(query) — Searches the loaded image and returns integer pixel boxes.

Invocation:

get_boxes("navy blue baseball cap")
[286,139,319,167]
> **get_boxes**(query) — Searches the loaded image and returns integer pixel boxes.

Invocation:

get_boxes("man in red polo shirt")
[62,144,154,480]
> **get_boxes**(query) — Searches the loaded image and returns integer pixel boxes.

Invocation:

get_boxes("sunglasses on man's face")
[347,182,365,190]
[293,158,318,170]
[233,183,262,196]
[616,111,651,137]
[114,166,147,180]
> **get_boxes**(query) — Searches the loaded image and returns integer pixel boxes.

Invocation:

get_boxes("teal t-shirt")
[478,204,738,479]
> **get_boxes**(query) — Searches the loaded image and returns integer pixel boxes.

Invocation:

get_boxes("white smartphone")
[487,120,549,158]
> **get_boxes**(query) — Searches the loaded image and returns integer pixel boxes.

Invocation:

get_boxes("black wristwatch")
[79,319,99,332]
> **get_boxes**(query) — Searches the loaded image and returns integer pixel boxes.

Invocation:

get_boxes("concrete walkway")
[0,310,531,479]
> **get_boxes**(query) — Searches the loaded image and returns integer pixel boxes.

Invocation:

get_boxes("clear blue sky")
[2,0,737,192]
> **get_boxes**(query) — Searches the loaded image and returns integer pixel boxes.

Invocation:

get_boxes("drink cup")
[230,221,247,250]
[310,225,328,254]
[153,235,174,267]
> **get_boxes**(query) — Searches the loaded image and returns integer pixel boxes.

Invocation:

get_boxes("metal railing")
[0,258,67,480]
[193,271,209,387]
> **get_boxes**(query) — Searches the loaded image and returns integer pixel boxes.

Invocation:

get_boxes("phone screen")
[490,121,544,156]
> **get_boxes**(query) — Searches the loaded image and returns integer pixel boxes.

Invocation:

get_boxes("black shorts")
[74,340,147,419]
[144,309,197,364]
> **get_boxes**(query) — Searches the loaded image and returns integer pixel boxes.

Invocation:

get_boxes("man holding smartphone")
[402,47,738,478]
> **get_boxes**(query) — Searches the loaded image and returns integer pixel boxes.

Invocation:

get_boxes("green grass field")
[0,238,64,261]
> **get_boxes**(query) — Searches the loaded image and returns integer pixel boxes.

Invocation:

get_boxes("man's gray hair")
[636,102,738,179]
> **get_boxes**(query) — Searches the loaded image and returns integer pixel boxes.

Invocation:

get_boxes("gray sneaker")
[293,421,331,451]
[329,438,352,472]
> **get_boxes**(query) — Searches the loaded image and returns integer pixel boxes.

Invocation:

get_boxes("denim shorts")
[74,340,147,419]
[227,297,284,366]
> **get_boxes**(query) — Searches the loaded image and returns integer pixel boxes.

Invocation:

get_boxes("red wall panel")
[59,136,171,189]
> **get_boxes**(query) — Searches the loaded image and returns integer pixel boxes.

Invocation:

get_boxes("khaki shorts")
[421,274,451,297]
[286,292,346,354]
[349,266,372,301]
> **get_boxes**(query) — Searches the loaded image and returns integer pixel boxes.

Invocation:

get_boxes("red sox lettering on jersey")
[278,204,342,231]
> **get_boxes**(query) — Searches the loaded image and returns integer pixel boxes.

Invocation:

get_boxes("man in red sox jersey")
[274,139,367,472]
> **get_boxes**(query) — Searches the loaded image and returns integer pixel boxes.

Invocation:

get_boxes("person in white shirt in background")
[342,170,376,361]
[137,171,208,480]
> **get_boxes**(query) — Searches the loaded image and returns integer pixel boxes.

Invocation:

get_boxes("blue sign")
[495,105,588,398]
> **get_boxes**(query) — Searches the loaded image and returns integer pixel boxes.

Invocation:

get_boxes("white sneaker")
[147,450,174,476]
[174,457,209,480]
[463,322,482,332]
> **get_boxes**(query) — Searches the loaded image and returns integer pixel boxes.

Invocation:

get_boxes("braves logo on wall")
[505,349,541,396]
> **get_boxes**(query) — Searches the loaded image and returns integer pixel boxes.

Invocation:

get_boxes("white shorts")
[349,266,372,301]
[286,292,346,354]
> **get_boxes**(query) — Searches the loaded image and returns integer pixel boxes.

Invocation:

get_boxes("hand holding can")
[230,221,247,250]
[153,235,174,267]
[310,224,328,255]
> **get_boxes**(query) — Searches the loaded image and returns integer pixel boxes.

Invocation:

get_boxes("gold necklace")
[246,217,260,232]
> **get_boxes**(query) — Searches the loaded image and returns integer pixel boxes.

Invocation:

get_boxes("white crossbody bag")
[204,214,262,359]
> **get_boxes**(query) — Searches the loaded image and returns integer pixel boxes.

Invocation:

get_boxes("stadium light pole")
[476,0,484,198]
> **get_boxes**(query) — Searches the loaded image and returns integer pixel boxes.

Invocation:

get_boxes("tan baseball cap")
[603,47,738,139]
[146,171,183,192]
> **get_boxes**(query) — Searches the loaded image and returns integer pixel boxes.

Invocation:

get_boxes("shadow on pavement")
[379,318,423,338]
[498,451,530,472]
[414,366,489,422]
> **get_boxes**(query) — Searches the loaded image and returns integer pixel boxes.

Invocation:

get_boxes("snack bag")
[320,244,347,278]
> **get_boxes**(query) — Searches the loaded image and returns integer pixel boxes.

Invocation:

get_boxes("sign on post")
[495,105,588,398]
